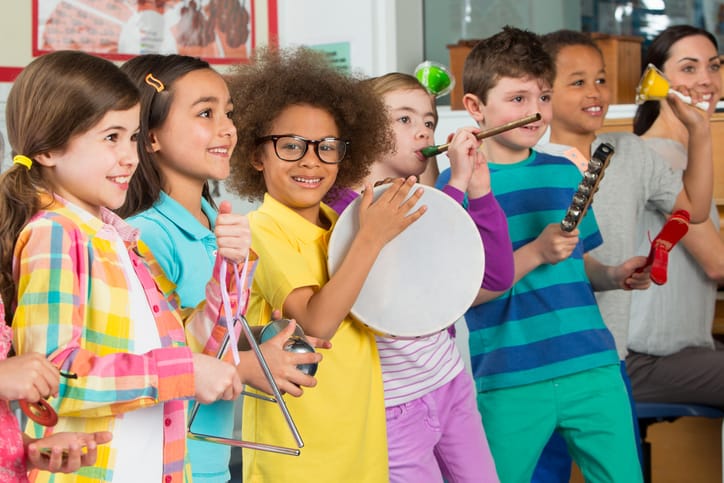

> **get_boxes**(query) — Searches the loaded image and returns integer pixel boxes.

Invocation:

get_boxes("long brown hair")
[116,54,217,218]
[0,51,138,316]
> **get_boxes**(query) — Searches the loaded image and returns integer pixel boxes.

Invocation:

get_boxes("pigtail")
[0,164,48,320]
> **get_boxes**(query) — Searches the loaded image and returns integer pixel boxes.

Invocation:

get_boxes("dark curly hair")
[225,46,393,201]
[463,26,554,104]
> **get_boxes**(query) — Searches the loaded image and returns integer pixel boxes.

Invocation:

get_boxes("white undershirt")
[110,235,164,482]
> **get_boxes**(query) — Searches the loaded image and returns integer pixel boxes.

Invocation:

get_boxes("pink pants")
[386,370,499,483]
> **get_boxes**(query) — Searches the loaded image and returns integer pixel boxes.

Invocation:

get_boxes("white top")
[110,234,164,482]
[627,138,718,356]
[377,330,464,407]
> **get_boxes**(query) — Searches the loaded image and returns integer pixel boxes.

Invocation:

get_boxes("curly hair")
[463,26,554,104]
[225,46,393,201]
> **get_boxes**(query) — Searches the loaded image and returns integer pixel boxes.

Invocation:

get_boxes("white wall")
[277,0,423,76]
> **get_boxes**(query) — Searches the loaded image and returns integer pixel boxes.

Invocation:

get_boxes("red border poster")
[32,0,278,64]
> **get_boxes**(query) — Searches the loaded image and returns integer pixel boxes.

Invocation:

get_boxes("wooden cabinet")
[446,33,643,110]
[590,33,643,104]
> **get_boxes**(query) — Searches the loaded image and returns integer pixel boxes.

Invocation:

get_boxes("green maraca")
[414,61,455,98]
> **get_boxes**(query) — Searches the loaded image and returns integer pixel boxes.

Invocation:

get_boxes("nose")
[299,143,321,167]
[584,83,602,99]
[122,140,139,168]
[220,115,236,138]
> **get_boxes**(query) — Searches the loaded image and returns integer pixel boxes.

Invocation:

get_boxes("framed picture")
[32,0,278,64]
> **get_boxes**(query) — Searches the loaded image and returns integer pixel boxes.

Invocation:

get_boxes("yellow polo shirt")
[242,194,388,482]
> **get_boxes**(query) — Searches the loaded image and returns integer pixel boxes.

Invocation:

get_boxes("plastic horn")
[419,113,541,158]
[635,63,709,111]
[414,61,455,98]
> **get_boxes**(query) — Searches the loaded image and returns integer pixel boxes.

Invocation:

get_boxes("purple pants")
[386,370,499,483]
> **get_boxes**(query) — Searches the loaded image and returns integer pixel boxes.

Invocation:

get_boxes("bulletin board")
[32,0,278,64]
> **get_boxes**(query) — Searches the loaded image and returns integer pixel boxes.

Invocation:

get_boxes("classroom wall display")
[32,0,278,64]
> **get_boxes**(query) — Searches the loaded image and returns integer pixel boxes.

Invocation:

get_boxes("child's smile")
[254,104,340,224]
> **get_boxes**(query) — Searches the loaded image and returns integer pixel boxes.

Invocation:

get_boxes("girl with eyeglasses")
[225,46,425,482]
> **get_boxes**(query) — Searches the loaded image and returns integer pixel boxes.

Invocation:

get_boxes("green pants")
[478,364,643,483]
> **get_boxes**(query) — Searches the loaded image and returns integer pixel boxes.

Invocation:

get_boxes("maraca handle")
[669,89,710,111]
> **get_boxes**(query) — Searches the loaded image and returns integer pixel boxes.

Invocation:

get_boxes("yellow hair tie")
[13,155,32,170]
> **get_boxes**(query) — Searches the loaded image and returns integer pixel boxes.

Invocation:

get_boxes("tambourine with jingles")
[327,184,485,338]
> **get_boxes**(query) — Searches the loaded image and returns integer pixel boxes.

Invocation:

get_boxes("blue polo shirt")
[128,191,232,483]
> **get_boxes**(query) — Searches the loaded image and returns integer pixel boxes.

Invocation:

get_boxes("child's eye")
[595,77,607,85]
[512,96,523,103]
[130,132,139,143]
[540,94,552,103]
[571,79,584,87]
[199,109,211,118]
[105,133,118,142]
[424,121,435,129]
[398,116,411,124]
[226,110,234,119]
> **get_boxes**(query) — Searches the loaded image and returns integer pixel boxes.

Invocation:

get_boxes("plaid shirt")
[12,196,254,483]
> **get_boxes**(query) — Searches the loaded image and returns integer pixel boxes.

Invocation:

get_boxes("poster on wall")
[32,0,278,64]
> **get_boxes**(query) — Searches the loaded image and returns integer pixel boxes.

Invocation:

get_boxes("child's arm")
[680,221,724,284]
[13,219,240,419]
[472,224,580,305]
[441,128,515,291]
[583,254,651,291]
[667,92,713,223]
[284,176,425,339]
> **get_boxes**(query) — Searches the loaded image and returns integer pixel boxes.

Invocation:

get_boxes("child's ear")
[250,157,264,171]
[34,152,56,168]
[148,131,161,153]
[463,94,485,124]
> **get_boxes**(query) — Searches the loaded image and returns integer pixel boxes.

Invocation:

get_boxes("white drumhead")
[327,184,485,338]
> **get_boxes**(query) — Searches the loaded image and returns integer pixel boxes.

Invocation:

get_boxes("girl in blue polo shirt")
[116,54,323,483]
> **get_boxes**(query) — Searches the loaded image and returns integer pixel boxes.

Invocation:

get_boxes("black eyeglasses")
[258,134,349,164]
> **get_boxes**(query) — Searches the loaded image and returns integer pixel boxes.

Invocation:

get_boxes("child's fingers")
[218,200,233,215]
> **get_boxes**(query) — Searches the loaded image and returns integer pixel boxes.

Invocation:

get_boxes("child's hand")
[269,310,332,350]
[215,200,251,264]
[357,176,426,250]
[533,224,579,265]
[26,430,112,473]
[618,255,652,291]
[239,319,322,397]
[446,128,490,197]
[0,353,59,403]
[191,353,243,403]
